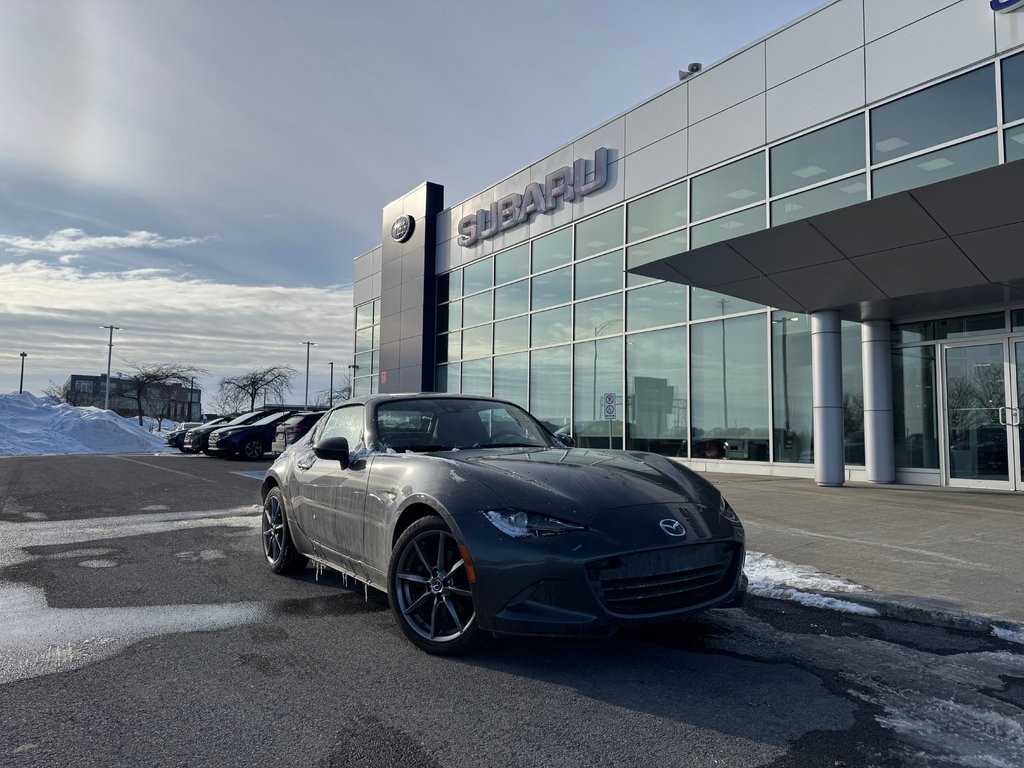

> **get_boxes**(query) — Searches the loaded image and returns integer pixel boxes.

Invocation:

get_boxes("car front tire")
[387,516,483,655]
[262,488,308,575]
[242,439,265,461]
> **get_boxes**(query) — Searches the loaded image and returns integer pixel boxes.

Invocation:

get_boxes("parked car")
[164,420,215,452]
[260,394,746,655]
[207,410,296,460]
[271,411,326,454]
[183,409,280,454]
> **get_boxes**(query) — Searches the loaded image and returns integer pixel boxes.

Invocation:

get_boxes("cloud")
[0,260,354,398]
[0,228,207,255]
[57,254,82,264]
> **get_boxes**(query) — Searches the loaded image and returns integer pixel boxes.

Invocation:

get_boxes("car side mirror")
[559,435,575,448]
[313,436,351,469]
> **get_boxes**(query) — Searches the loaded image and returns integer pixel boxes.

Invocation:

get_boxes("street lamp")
[188,376,196,421]
[301,341,318,407]
[347,363,359,400]
[328,362,334,408]
[18,352,27,394]
[99,325,123,410]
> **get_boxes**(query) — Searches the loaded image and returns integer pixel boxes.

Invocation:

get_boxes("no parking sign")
[602,392,616,420]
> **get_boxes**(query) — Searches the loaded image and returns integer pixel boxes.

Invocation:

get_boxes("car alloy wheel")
[243,439,265,460]
[261,488,307,574]
[388,516,482,654]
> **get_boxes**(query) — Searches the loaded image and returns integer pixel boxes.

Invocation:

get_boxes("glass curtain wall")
[627,327,687,456]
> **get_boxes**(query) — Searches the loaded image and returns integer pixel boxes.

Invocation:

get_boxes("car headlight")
[719,496,741,524]
[482,509,585,538]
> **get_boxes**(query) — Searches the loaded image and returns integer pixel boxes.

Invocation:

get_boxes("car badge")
[659,519,686,537]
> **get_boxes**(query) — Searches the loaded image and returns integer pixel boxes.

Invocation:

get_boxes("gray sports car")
[260,394,747,654]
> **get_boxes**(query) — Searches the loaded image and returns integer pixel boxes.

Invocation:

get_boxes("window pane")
[691,289,763,320]
[463,257,493,295]
[445,331,462,361]
[771,175,867,226]
[842,320,864,466]
[436,274,451,304]
[461,358,491,396]
[435,334,451,364]
[353,376,371,397]
[494,279,528,319]
[690,205,765,248]
[355,327,373,354]
[1013,309,1024,332]
[893,347,939,469]
[691,314,769,461]
[494,316,528,354]
[532,227,572,272]
[575,251,623,300]
[872,135,997,198]
[355,351,371,372]
[495,244,529,285]
[447,299,462,330]
[575,207,624,260]
[573,337,623,449]
[531,306,571,347]
[461,324,492,359]
[771,115,865,195]
[530,345,571,430]
[574,294,623,340]
[627,181,687,242]
[771,312,812,463]
[531,266,571,310]
[462,291,492,326]
[448,271,462,300]
[691,152,765,222]
[627,281,687,331]
[356,303,374,329]
[1003,51,1024,123]
[626,230,687,272]
[1005,125,1024,163]
[435,363,460,393]
[493,352,529,407]
[871,65,995,163]
[626,327,688,456]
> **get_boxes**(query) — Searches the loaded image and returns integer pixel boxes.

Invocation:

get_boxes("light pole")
[328,362,334,408]
[348,363,359,399]
[188,376,195,421]
[99,325,123,410]
[301,341,318,407]
[18,352,27,394]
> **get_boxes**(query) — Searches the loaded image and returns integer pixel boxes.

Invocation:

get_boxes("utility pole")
[99,325,122,410]
[329,362,334,408]
[18,352,27,394]
[301,341,318,408]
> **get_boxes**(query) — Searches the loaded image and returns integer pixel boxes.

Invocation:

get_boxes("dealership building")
[351,0,1024,491]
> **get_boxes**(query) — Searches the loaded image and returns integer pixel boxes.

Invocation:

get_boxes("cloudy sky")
[0,0,822,404]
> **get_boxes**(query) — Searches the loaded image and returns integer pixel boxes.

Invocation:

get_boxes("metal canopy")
[628,160,1024,321]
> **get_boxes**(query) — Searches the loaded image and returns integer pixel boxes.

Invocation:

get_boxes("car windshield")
[375,398,553,452]
[253,411,286,426]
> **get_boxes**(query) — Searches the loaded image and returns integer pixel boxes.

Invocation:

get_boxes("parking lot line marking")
[105,455,215,482]
[233,471,267,480]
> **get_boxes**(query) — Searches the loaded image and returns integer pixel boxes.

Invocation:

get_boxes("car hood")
[449,447,721,524]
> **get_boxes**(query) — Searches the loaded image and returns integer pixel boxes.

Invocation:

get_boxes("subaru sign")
[992,0,1024,12]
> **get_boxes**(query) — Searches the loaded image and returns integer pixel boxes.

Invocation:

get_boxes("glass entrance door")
[942,340,1022,489]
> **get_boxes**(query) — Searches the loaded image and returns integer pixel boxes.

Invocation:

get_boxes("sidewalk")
[705,472,1024,626]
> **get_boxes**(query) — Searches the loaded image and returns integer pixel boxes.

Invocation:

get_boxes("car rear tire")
[242,439,265,461]
[262,488,308,574]
[388,516,484,655]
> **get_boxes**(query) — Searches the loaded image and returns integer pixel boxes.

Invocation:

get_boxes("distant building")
[64,374,202,420]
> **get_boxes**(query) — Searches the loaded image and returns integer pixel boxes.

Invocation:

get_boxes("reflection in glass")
[356,303,374,329]
[576,207,623,260]
[893,347,939,469]
[531,306,571,347]
[532,227,572,272]
[691,153,765,222]
[461,324,491,360]
[573,337,623,448]
[463,257,493,295]
[691,205,765,248]
[770,115,865,195]
[1005,125,1024,163]
[771,313,812,463]
[894,312,1004,344]
[494,280,529,319]
[355,327,373,354]
[494,316,528,355]
[436,363,460,394]
[945,344,1007,481]
[871,65,995,163]
[353,377,371,397]
[626,230,687,272]
[460,358,491,397]
[531,266,571,310]
[1013,309,1024,332]
[1002,51,1024,123]
[627,281,687,331]
[530,345,571,430]
[447,300,462,330]
[691,289,763,320]
[495,244,529,285]
[627,181,688,242]
[872,135,997,198]
[842,321,865,466]
[1016,342,1024,484]
[575,251,623,300]
[626,328,688,456]
[575,295,623,340]
[493,352,529,407]
[691,315,769,461]
[462,291,492,327]
[771,175,867,226]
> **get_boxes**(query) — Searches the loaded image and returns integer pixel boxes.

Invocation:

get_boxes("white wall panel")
[574,159,624,219]
[435,237,452,274]
[688,95,766,174]
[767,50,866,142]
[623,130,688,199]
[996,9,1024,54]
[688,44,766,125]
[864,0,959,43]
[434,209,451,246]
[574,118,625,163]
[866,1,995,102]
[624,83,688,154]
[766,0,864,87]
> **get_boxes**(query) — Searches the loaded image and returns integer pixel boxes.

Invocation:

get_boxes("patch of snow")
[750,586,880,616]
[450,470,465,483]
[0,392,170,456]
[992,624,1024,646]
[78,560,117,569]
[745,551,867,593]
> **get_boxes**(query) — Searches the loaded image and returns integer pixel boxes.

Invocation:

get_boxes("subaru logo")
[391,214,414,243]
[992,0,1024,12]
[659,519,686,537]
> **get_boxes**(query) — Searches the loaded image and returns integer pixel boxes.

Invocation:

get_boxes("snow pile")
[0,392,171,456]
[744,551,880,616]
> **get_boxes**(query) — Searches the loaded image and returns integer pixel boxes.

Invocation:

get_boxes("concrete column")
[862,320,895,483]
[812,311,844,486]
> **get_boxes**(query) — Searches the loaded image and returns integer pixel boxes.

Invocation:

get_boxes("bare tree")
[311,373,352,409]
[41,379,90,406]
[219,365,297,411]
[206,389,246,417]
[117,360,207,426]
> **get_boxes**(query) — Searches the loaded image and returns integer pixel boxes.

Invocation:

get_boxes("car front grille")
[587,543,740,616]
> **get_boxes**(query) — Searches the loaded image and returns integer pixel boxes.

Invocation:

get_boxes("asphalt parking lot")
[1,453,1022,768]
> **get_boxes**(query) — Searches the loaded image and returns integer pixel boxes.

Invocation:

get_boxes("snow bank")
[0,392,171,456]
